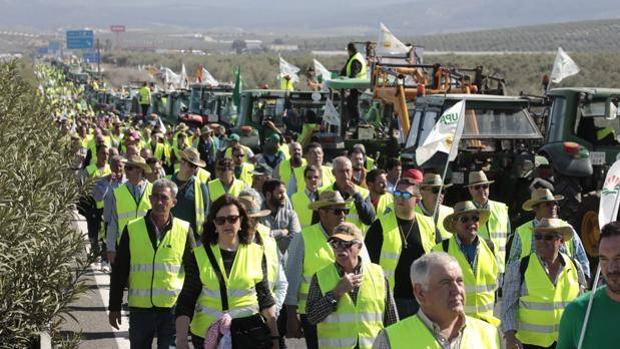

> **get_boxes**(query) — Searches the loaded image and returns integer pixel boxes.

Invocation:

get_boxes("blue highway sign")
[66,30,94,49]
[83,52,100,64]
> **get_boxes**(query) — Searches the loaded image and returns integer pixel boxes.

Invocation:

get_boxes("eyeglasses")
[125,165,138,172]
[534,233,561,241]
[329,239,359,250]
[458,215,480,224]
[424,187,441,194]
[214,215,240,225]
[325,207,350,215]
[394,190,416,200]
[472,184,489,191]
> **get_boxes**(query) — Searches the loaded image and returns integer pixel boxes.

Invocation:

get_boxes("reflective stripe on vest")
[207,178,245,202]
[114,183,153,241]
[87,164,112,208]
[291,191,313,228]
[127,217,188,308]
[432,237,499,326]
[478,200,509,273]
[385,314,500,349]
[257,223,279,292]
[299,224,335,314]
[517,220,575,259]
[345,52,367,79]
[516,253,580,347]
[316,263,386,349]
[190,243,264,338]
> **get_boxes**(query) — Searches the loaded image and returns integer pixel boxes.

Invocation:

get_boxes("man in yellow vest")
[224,133,254,162]
[138,81,151,120]
[508,188,591,280]
[327,156,375,232]
[285,191,354,349]
[275,141,306,195]
[168,148,209,237]
[307,223,398,349]
[231,144,255,186]
[465,170,510,273]
[350,145,368,188]
[291,165,322,228]
[280,73,295,91]
[109,179,195,348]
[502,218,586,349]
[84,144,112,258]
[366,169,394,217]
[106,154,152,263]
[415,173,454,241]
[373,252,501,348]
[433,201,500,326]
[340,42,367,127]
[305,142,335,188]
[205,157,248,211]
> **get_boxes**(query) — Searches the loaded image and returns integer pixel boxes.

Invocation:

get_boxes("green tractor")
[179,84,234,127]
[151,89,191,126]
[537,87,620,256]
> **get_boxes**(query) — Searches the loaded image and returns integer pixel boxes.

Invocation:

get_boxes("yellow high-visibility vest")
[236,162,255,187]
[414,203,453,241]
[257,223,279,293]
[207,178,245,202]
[316,263,386,349]
[374,193,394,217]
[127,217,188,308]
[516,220,575,260]
[279,158,307,188]
[345,52,367,79]
[291,190,315,228]
[478,200,509,273]
[113,182,153,241]
[190,243,263,338]
[299,223,335,314]
[516,253,580,347]
[86,164,112,209]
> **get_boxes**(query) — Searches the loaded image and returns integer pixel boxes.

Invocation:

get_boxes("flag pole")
[431,156,451,243]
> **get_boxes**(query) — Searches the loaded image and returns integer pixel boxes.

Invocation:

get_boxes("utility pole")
[96,38,101,77]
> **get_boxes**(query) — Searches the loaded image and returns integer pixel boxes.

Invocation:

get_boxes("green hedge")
[0,60,89,348]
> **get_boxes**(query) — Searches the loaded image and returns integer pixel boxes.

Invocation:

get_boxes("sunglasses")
[394,190,416,200]
[325,207,350,215]
[472,184,489,191]
[183,159,197,168]
[329,240,359,250]
[125,165,138,172]
[534,233,561,241]
[214,215,240,225]
[458,215,480,224]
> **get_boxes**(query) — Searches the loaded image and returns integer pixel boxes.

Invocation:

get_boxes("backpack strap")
[442,239,450,252]
[204,245,229,311]
[519,255,531,286]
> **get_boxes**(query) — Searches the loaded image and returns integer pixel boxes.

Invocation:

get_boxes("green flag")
[232,66,242,109]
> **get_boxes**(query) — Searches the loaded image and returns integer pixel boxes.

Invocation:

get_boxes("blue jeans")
[395,298,419,319]
[129,309,175,349]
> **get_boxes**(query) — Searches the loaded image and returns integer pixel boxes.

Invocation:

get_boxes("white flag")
[322,98,340,127]
[202,67,219,86]
[599,160,620,227]
[376,22,409,55]
[550,47,580,83]
[180,64,189,89]
[279,55,300,83]
[162,67,180,87]
[313,59,332,83]
[416,100,466,165]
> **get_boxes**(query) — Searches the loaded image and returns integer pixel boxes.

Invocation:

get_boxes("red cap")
[402,168,423,184]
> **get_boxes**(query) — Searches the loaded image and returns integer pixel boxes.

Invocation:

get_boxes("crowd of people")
[39,63,620,349]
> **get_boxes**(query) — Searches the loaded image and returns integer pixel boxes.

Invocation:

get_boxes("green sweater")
[557,286,620,349]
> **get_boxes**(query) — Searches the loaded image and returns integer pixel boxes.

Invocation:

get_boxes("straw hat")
[125,154,152,174]
[176,122,189,132]
[522,188,564,211]
[465,170,495,187]
[238,194,270,218]
[534,218,573,241]
[181,148,206,168]
[329,222,364,242]
[308,191,353,210]
[443,201,490,233]
[420,173,452,188]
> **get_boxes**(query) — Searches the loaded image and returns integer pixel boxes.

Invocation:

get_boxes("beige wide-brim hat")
[534,218,574,241]
[125,154,152,174]
[522,188,564,211]
[308,190,353,210]
[465,170,495,187]
[443,201,491,233]
[329,222,364,242]
[238,194,270,218]
[420,173,453,188]
[181,147,206,168]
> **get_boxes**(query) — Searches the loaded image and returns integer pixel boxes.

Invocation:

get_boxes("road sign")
[110,25,125,33]
[83,52,100,64]
[66,30,94,49]
[48,41,60,51]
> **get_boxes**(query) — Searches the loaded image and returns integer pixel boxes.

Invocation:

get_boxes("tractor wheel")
[580,209,600,258]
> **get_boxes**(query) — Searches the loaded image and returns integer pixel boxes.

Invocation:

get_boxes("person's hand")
[334,273,362,298]
[108,311,121,330]
[278,229,289,237]
[286,312,303,338]
[107,251,116,265]
[342,180,358,196]
[504,331,522,349]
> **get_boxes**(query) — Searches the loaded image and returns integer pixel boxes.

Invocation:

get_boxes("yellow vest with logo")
[433,236,499,326]
[257,223,279,293]
[516,220,575,260]
[236,162,255,186]
[415,203,453,241]
[291,190,314,228]
[114,182,153,241]
[378,211,436,289]
[316,263,386,349]
[516,253,580,347]
[190,243,264,338]
[385,314,500,349]
[127,217,188,308]
[86,164,112,208]
[299,223,335,314]
[207,178,246,202]
[345,52,367,79]
[478,200,509,273]
[279,158,307,188]
[375,193,394,217]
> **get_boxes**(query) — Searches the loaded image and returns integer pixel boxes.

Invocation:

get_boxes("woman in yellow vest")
[374,252,501,348]
[175,195,280,349]
[306,223,398,349]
